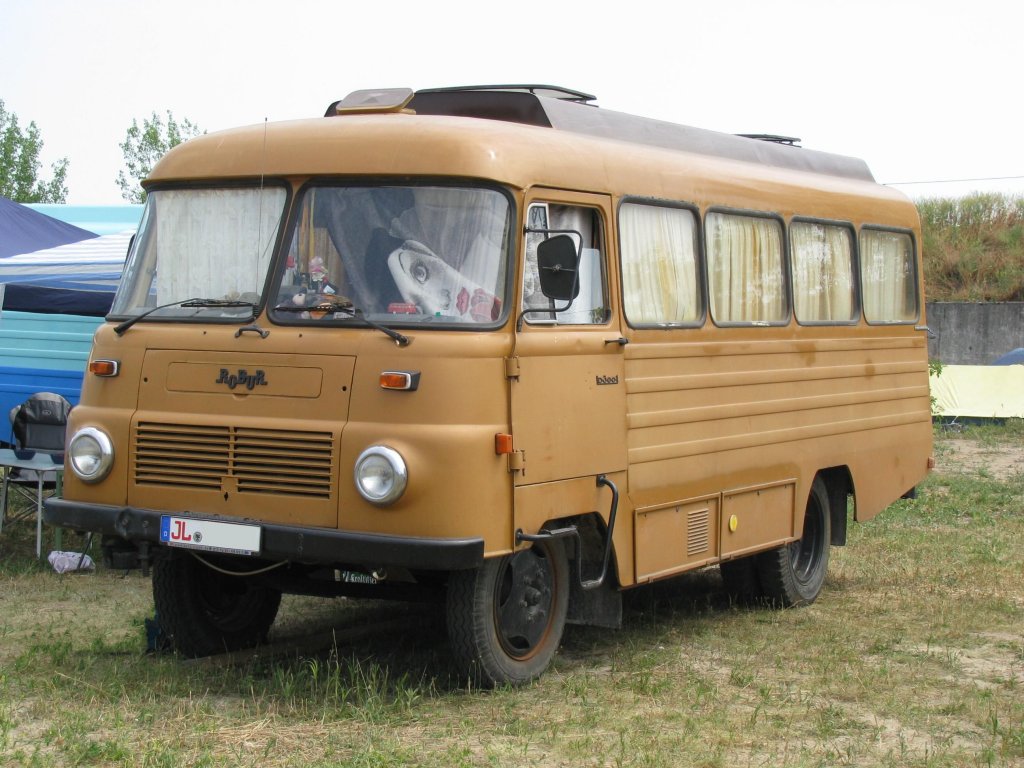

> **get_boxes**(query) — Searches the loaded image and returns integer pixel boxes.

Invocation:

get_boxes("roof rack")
[415,84,597,104]
[324,85,872,181]
[736,133,802,147]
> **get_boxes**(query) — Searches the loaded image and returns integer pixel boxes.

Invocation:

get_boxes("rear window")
[860,229,917,323]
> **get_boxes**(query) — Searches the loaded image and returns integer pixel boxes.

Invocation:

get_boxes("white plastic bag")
[47,550,95,573]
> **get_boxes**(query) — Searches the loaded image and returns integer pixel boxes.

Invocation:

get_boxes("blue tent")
[0,195,97,258]
[0,203,140,317]
[0,201,130,425]
[0,231,132,316]
[991,348,1024,365]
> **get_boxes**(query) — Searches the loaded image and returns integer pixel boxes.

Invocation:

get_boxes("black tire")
[446,539,569,687]
[719,555,764,604]
[152,553,282,657]
[757,477,831,607]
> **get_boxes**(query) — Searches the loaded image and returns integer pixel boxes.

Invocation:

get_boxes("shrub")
[918,192,1024,301]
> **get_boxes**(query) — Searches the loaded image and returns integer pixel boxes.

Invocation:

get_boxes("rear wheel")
[152,553,282,657]
[757,477,831,607]
[447,539,568,686]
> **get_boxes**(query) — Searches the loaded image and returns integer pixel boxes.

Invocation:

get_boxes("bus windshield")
[111,186,288,321]
[271,185,511,326]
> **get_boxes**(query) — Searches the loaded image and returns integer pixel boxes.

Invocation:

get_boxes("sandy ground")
[934,433,1024,480]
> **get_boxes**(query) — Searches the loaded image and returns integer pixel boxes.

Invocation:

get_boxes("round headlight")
[353,445,407,506]
[68,427,114,483]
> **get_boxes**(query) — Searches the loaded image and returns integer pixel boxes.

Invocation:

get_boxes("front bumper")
[44,497,484,571]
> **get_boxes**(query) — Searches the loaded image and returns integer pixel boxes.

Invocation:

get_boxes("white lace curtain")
[860,230,917,322]
[156,188,284,302]
[790,222,855,323]
[707,212,785,323]
[389,188,509,292]
[620,203,700,325]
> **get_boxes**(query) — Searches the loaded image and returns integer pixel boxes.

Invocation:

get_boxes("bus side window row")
[619,201,918,328]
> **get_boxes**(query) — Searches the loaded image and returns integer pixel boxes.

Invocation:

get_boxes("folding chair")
[0,392,72,554]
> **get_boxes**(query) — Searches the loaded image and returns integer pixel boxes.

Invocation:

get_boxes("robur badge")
[215,368,269,390]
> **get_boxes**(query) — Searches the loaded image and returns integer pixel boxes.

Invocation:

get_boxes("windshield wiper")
[274,299,410,347]
[114,298,257,336]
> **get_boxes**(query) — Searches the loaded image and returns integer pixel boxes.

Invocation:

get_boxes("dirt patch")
[934,437,1024,481]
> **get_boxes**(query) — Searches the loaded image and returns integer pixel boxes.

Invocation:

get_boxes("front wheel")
[447,539,569,687]
[152,553,282,657]
[757,477,831,607]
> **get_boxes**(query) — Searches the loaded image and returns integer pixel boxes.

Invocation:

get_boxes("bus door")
[509,194,628,499]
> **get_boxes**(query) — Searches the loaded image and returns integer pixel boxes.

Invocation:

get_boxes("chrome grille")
[134,422,334,498]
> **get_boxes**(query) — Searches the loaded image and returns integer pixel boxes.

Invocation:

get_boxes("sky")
[2,0,1021,205]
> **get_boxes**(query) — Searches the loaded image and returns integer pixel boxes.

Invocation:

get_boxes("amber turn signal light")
[495,433,514,455]
[379,371,420,391]
[89,359,119,377]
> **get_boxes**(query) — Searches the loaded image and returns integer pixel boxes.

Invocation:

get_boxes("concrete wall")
[925,302,1024,364]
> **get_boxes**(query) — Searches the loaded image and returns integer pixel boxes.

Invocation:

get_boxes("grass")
[919,192,1024,302]
[1,425,1022,766]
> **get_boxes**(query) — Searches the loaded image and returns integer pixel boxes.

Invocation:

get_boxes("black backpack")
[11,392,72,454]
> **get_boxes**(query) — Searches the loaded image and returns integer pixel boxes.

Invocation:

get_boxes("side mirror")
[536,235,580,302]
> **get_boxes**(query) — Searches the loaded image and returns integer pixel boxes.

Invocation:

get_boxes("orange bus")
[46,85,933,685]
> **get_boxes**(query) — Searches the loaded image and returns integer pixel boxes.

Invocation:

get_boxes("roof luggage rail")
[736,133,802,147]
[415,84,597,103]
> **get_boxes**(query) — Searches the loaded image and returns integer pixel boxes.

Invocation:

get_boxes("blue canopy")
[0,231,132,316]
[0,195,97,258]
[991,348,1024,365]
[1,284,114,316]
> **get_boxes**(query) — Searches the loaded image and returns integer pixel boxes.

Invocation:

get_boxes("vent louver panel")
[687,508,710,556]
[134,422,334,498]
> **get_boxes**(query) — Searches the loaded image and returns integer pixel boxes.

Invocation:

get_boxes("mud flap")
[566,575,622,628]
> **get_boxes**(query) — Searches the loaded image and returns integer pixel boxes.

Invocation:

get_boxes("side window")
[706,211,786,325]
[522,203,608,325]
[860,229,918,323]
[620,202,702,326]
[790,221,856,324]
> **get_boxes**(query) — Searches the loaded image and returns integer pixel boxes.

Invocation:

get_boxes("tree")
[0,99,69,203]
[117,111,202,203]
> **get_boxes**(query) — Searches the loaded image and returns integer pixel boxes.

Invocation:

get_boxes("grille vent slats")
[687,508,710,556]
[134,422,334,498]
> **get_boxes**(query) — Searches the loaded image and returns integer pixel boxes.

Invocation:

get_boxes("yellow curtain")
[707,213,784,323]
[791,222,854,322]
[620,203,700,324]
[860,230,917,322]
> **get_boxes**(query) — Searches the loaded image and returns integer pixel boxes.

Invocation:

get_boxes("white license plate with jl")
[159,516,261,556]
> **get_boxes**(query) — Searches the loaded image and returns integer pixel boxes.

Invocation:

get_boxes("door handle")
[604,337,629,346]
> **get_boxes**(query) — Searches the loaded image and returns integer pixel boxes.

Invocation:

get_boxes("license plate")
[159,516,261,556]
